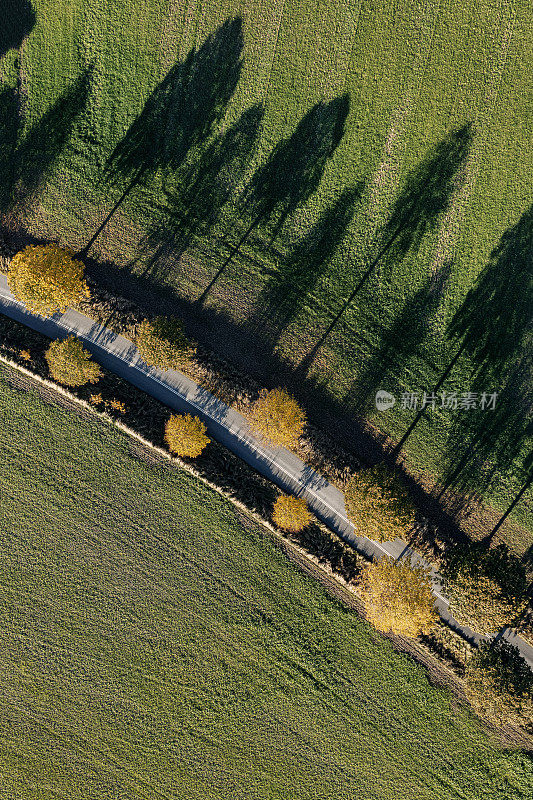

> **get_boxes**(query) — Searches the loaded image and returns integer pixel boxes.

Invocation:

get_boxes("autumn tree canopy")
[465,640,533,728]
[272,494,312,532]
[249,388,306,448]
[361,557,437,638]
[8,244,89,316]
[441,544,528,635]
[135,316,194,371]
[45,336,103,387]
[165,413,210,458]
[345,463,416,542]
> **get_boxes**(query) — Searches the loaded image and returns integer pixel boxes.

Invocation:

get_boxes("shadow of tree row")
[295,123,473,374]
[346,259,452,414]
[81,46,529,539]
[81,17,245,256]
[80,15,355,309]
[121,95,354,306]
[0,66,93,213]
[370,204,532,534]
[85,240,528,562]
[1,0,35,60]
[138,102,265,283]
[3,201,529,574]
[196,93,351,302]
[108,18,243,184]
[245,182,365,347]
[438,206,533,502]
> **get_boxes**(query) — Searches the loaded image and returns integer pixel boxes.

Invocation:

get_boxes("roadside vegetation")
[0,0,532,781]
[45,334,102,387]
[248,387,306,448]
[345,463,417,542]
[0,316,531,736]
[361,557,438,638]
[164,412,210,458]
[0,365,532,798]
[7,244,89,315]
[0,1,530,532]
[272,494,312,533]
[135,315,194,371]
[441,544,529,635]
[465,641,533,729]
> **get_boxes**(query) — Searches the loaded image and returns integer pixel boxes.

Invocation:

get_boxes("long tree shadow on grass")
[196,93,351,303]
[437,206,533,502]
[487,447,532,546]
[11,66,93,208]
[522,530,533,573]
[297,123,474,374]
[81,17,244,257]
[0,86,20,211]
[345,260,452,414]
[1,0,35,59]
[439,355,532,502]
[137,103,264,284]
[245,183,364,348]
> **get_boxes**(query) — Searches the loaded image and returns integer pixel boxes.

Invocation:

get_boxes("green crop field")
[0,0,531,523]
[0,363,532,798]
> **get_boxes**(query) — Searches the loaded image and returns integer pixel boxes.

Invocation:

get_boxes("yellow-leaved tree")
[45,336,103,387]
[249,388,306,449]
[272,495,312,532]
[345,463,416,542]
[8,244,89,316]
[361,557,438,638]
[165,413,210,458]
[135,316,194,371]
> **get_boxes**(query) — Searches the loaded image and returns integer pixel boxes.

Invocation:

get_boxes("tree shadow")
[299,464,329,492]
[245,183,364,347]
[345,260,452,413]
[0,86,20,211]
[107,17,243,184]
[523,540,533,572]
[489,445,532,545]
[448,205,532,377]
[442,541,529,612]
[438,206,533,499]
[197,93,351,302]
[298,123,473,372]
[440,355,532,500]
[137,103,264,284]
[190,385,231,425]
[1,0,35,59]
[82,17,244,256]
[12,66,93,207]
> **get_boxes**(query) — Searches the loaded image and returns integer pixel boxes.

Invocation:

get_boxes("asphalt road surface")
[1,274,531,668]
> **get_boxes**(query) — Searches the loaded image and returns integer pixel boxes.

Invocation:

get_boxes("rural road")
[1,273,532,668]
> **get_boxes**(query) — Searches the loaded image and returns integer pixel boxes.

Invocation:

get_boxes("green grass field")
[0,0,531,522]
[0,364,532,798]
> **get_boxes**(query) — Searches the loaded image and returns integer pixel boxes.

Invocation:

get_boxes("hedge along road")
[0,273,531,669]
